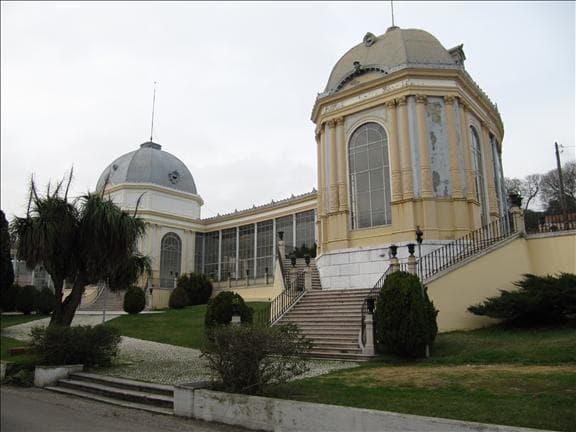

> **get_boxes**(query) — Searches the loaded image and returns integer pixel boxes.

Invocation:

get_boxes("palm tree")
[11,173,150,327]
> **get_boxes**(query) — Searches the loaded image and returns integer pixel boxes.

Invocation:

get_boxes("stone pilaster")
[328,119,339,213]
[444,96,463,199]
[336,117,348,211]
[386,100,402,201]
[316,126,326,217]
[458,99,476,202]
[415,94,432,198]
[480,120,499,218]
[397,96,414,199]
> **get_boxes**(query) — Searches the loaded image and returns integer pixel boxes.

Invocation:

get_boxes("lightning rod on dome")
[391,0,396,27]
[150,81,157,142]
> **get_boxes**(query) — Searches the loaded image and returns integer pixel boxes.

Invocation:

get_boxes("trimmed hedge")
[169,286,189,309]
[375,271,438,358]
[205,291,253,330]
[1,283,20,312]
[177,272,213,305]
[123,286,146,314]
[30,324,121,367]
[468,273,576,326]
[35,287,56,315]
[17,285,37,315]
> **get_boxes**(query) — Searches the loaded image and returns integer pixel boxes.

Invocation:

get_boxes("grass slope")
[106,302,269,349]
[269,326,576,432]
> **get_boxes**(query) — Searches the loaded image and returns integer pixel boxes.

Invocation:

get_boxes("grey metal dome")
[96,141,198,195]
[324,27,461,94]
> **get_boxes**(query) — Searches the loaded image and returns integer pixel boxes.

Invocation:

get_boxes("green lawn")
[268,326,576,432]
[106,302,269,349]
[1,314,48,330]
[1,314,47,364]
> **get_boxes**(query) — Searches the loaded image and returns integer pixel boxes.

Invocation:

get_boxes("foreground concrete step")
[70,372,173,396]
[45,386,173,415]
[57,378,173,409]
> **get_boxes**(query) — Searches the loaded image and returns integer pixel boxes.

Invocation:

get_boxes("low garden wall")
[174,385,534,432]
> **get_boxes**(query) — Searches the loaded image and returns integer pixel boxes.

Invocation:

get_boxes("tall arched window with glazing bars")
[470,126,488,225]
[348,122,391,229]
[160,232,182,287]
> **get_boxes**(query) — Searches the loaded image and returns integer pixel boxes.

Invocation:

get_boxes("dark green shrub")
[468,273,576,326]
[201,323,312,395]
[30,324,121,367]
[177,272,213,305]
[169,285,189,309]
[16,285,37,315]
[375,271,438,358]
[35,287,56,315]
[1,283,20,312]
[205,291,253,330]
[123,286,146,314]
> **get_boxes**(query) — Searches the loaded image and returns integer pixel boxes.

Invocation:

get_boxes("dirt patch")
[336,365,576,391]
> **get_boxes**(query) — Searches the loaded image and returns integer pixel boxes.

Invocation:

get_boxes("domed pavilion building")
[312,26,507,289]
[91,26,573,351]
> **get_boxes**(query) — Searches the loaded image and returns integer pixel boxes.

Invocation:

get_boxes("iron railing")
[416,214,516,281]
[253,246,306,326]
[526,212,576,234]
[360,213,518,349]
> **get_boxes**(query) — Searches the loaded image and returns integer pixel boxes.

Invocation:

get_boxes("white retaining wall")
[174,385,539,432]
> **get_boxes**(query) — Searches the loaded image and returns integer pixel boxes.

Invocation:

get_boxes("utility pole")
[555,142,569,230]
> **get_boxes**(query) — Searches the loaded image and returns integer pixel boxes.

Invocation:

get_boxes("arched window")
[470,127,488,225]
[348,122,391,229]
[160,232,182,286]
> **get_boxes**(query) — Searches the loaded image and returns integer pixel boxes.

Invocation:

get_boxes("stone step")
[280,314,360,326]
[289,306,362,314]
[69,372,173,396]
[304,350,371,361]
[45,386,173,415]
[56,378,173,409]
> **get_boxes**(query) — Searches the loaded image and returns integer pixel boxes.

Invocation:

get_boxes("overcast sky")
[2,1,574,220]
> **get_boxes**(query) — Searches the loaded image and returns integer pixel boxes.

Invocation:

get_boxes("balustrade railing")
[417,214,515,281]
[360,213,518,350]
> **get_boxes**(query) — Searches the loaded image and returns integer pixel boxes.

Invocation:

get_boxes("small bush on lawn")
[35,287,56,315]
[16,285,37,315]
[204,291,253,330]
[375,271,438,358]
[169,286,189,309]
[30,324,121,368]
[201,323,312,395]
[468,273,576,326]
[1,283,20,312]
[123,286,146,314]
[177,272,213,305]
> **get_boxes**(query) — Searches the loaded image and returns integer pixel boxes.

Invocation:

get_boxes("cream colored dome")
[324,27,461,95]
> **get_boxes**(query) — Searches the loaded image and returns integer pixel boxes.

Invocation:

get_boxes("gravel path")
[2,313,359,386]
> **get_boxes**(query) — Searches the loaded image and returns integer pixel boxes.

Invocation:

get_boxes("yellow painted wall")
[526,233,576,275]
[151,288,172,310]
[427,237,532,332]
[427,232,576,332]
[212,285,280,303]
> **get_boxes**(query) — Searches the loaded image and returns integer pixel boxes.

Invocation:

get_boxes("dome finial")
[391,0,395,27]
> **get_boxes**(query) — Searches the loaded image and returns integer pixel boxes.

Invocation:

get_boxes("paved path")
[1,385,248,432]
[2,312,359,385]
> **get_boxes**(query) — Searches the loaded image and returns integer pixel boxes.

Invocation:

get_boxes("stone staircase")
[46,372,174,415]
[276,288,371,360]
[281,257,322,290]
[80,287,125,311]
